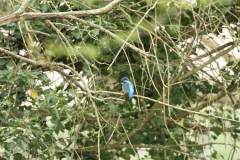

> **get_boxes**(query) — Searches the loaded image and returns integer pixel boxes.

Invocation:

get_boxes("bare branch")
[193,41,235,60]
[0,0,122,26]
[16,0,32,14]
[69,16,154,58]
[0,0,32,25]
[77,143,239,159]
[171,42,237,84]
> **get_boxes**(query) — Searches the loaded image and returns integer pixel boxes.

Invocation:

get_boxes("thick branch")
[193,41,234,60]
[0,0,122,26]
[0,0,32,25]
[69,16,153,58]
[0,47,50,66]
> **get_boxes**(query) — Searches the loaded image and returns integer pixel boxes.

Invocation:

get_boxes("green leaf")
[17,70,25,76]
[173,128,182,135]
[31,157,42,160]
[13,153,26,160]
[54,120,65,133]
[17,137,27,150]
[51,33,61,43]
[212,150,217,158]
[7,142,16,150]
[152,118,164,127]
[41,3,49,12]
[91,29,100,37]
[66,112,72,121]
[65,155,72,160]
[21,135,30,144]
[84,111,95,118]
[39,74,50,83]
[6,59,14,69]
[0,59,6,65]
[178,118,184,127]
[32,139,40,152]
[43,88,53,95]
[0,117,8,124]
[108,102,117,111]
[80,131,89,138]
[3,128,16,137]
[71,136,77,143]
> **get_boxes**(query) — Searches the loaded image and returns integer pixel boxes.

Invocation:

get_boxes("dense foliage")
[0,0,240,159]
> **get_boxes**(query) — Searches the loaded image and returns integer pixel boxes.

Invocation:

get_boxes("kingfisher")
[120,77,134,99]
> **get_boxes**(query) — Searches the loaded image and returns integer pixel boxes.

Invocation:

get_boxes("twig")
[107,0,159,70]
[0,0,123,26]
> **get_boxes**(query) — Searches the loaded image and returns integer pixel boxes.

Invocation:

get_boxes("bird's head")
[121,77,130,83]
[115,77,130,87]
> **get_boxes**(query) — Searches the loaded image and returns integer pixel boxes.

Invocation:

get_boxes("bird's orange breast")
[122,86,128,95]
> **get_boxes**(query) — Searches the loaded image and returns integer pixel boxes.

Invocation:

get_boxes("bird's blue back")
[121,77,134,99]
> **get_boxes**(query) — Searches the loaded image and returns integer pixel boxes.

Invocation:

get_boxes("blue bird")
[120,77,134,99]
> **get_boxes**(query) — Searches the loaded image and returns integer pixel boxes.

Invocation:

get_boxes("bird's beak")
[115,82,121,87]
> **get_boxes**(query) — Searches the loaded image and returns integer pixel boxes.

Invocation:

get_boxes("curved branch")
[193,41,235,60]
[69,16,154,58]
[171,42,237,84]
[0,0,32,25]
[0,0,122,26]
[16,0,32,14]
[0,47,86,90]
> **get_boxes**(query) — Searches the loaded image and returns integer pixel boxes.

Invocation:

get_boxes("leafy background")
[0,0,240,159]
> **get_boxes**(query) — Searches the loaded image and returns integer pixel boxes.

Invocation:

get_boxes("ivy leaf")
[7,142,16,151]
[0,59,6,65]
[14,153,26,160]
[17,137,28,150]
[177,118,184,127]
[0,117,8,124]
[80,131,89,138]
[108,102,117,111]
[41,3,49,12]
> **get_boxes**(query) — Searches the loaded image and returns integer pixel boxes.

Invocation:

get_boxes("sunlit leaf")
[30,89,38,99]
[177,118,184,127]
